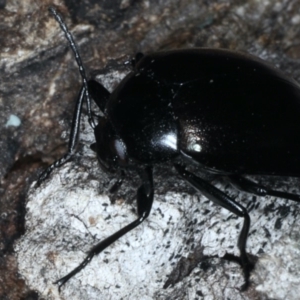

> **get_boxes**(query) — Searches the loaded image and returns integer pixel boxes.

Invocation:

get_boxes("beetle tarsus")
[239,250,254,291]
[54,252,95,291]
[223,251,254,291]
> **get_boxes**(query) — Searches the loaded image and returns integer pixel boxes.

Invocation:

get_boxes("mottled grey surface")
[2,0,300,299]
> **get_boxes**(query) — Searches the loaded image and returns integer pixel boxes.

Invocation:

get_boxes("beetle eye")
[111,139,128,166]
[94,119,128,170]
[114,139,126,160]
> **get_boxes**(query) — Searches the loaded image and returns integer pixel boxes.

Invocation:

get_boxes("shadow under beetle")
[39,7,300,291]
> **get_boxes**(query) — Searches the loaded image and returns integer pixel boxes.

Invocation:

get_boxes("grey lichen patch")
[5,114,21,127]
[15,163,202,299]
[15,142,300,300]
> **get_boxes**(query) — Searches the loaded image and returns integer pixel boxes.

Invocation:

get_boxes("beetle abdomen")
[109,48,300,174]
[162,50,300,175]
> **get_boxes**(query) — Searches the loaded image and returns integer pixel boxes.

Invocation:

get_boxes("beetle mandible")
[38,7,300,291]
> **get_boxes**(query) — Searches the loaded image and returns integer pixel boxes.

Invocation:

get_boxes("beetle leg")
[54,166,153,291]
[174,163,253,290]
[227,175,300,203]
[131,52,144,67]
[37,86,86,185]
[87,79,110,112]
[38,79,112,186]
[109,170,126,193]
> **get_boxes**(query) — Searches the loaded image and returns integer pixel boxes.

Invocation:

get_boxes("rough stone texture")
[2,0,300,299]
[15,133,300,299]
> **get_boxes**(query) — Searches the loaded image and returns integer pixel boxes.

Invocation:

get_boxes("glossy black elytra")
[39,7,300,291]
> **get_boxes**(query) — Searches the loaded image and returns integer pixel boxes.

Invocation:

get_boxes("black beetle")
[39,7,300,291]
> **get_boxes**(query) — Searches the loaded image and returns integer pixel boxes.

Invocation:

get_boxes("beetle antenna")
[49,7,96,128]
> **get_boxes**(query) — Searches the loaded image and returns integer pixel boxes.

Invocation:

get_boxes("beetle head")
[92,118,128,173]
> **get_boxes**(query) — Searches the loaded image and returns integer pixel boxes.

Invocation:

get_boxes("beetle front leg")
[174,163,253,290]
[37,86,86,185]
[37,79,111,186]
[227,175,300,203]
[55,166,154,291]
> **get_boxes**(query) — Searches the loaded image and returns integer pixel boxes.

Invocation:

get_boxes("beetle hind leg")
[227,175,300,203]
[174,163,253,290]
